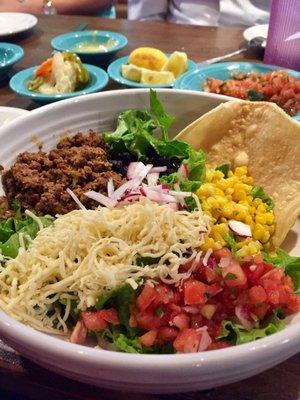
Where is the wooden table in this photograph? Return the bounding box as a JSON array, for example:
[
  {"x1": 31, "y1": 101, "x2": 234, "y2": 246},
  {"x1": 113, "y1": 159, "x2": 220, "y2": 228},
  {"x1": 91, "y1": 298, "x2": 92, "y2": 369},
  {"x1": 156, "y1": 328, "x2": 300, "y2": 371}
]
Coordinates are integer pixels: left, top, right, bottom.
[{"x1": 0, "y1": 14, "x2": 299, "y2": 400}]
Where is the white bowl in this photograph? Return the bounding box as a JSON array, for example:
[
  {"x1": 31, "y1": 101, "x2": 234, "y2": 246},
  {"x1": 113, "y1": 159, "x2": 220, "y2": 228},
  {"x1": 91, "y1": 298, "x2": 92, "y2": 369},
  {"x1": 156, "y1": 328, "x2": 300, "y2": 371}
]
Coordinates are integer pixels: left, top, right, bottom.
[{"x1": 0, "y1": 89, "x2": 299, "y2": 394}]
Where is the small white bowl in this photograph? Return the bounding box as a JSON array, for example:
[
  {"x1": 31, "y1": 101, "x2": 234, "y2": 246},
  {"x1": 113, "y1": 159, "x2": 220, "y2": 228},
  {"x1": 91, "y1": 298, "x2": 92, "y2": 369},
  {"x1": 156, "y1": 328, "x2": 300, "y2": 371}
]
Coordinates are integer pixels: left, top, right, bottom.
[{"x1": 0, "y1": 89, "x2": 299, "y2": 394}]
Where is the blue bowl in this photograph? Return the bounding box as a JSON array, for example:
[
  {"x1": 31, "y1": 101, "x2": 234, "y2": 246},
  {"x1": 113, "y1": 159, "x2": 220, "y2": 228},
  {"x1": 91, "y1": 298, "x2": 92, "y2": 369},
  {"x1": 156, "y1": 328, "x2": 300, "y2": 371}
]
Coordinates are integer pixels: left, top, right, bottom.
[
  {"x1": 0, "y1": 43, "x2": 24, "y2": 82},
  {"x1": 51, "y1": 30, "x2": 128, "y2": 67},
  {"x1": 174, "y1": 62, "x2": 300, "y2": 120},
  {"x1": 108, "y1": 55, "x2": 197, "y2": 88},
  {"x1": 9, "y1": 64, "x2": 109, "y2": 104}
]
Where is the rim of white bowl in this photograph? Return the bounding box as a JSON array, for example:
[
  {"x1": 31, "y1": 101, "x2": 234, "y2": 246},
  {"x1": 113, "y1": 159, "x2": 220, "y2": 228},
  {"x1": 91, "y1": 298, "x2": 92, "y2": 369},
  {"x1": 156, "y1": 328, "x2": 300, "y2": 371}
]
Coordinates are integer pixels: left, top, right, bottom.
[{"x1": 0, "y1": 88, "x2": 298, "y2": 369}]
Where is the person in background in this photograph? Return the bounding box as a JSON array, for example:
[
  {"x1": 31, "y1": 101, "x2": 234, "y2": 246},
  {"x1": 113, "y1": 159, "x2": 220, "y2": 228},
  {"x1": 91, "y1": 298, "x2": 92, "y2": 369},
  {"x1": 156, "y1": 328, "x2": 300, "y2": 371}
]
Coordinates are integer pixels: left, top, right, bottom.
[
  {"x1": 0, "y1": 0, "x2": 115, "y2": 16},
  {"x1": 128, "y1": 0, "x2": 271, "y2": 27}
]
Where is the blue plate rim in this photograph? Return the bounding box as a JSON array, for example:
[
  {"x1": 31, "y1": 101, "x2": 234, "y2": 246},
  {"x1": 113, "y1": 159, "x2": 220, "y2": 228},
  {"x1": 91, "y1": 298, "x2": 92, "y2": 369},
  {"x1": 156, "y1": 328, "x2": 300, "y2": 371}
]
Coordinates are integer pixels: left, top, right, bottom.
[
  {"x1": 51, "y1": 30, "x2": 128, "y2": 56},
  {"x1": 9, "y1": 64, "x2": 109, "y2": 101},
  {"x1": 174, "y1": 61, "x2": 300, "y2": 90},
  {"x1": 0, "y1": 43, "x2": 24, "y2": 68},
  {"x1": 107, "y1": 55, "x2": 197, "y2": 88}
]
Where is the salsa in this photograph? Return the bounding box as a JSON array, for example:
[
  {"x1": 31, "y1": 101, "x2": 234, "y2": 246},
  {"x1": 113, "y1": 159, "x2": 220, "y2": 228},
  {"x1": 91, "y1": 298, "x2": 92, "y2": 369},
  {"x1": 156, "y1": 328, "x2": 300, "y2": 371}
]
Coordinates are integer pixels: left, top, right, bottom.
[
  {"x1": 204, "y1": 70, "x2": 300, "y2": 116},
  {"x1": 76, "y1": 249, "x2": 299, "y2": 353}
]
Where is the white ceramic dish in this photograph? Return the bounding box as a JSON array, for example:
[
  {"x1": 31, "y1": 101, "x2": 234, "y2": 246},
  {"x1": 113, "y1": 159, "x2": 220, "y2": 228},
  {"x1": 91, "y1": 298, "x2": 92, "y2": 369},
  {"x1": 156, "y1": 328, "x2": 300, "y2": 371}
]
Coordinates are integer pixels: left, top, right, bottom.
[
  {"x1": 0, "y1": 89, "x2": 298, "y2": 394},
  {"x1": 0, "y1": 106, "x2": 29, "y2": 127},
  {"x1": 0, "y1": 13, "x2": 37, "y2": 37},
  {"x1": 243, "y1": 24, "x2": 268, "y2": 48}
]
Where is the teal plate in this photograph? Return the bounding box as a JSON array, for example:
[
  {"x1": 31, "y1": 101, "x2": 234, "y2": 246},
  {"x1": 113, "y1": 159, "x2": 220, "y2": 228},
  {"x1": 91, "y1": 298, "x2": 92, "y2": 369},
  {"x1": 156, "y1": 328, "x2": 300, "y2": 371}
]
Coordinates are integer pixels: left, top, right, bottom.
[
  {"x1": 9, "y1": 64, "x2": 109, "y2": 104},
  {"x1": 0, "y1": 43, "x2": 24, "y2": 82},
  {"x1": 108, "y1": 55, "x2": 197, "y2": 88},
  {"x1": 51, "y1": 30, "x2": 128, "y2": 66},
  {"x1": 174, "y1": 62, "x2": 300, "y2": 121}
]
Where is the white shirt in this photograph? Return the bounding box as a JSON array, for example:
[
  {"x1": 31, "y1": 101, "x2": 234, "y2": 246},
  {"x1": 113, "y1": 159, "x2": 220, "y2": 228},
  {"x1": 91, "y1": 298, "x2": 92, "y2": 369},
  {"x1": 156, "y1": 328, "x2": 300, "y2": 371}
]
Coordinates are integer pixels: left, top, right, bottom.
[{"x1": 128, "y1": 0, "x2": 271, "y2": 27}]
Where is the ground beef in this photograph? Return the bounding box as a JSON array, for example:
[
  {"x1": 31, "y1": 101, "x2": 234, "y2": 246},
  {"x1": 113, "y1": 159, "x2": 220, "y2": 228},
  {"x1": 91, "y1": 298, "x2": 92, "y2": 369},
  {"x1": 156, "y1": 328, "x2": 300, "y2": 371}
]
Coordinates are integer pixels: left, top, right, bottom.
[
  {"x1": 1, "y1": 131, "x2": 124, "y2": 216},
  {"x1": 0, "y1": 196, "x2": 15, "y2": 220}
]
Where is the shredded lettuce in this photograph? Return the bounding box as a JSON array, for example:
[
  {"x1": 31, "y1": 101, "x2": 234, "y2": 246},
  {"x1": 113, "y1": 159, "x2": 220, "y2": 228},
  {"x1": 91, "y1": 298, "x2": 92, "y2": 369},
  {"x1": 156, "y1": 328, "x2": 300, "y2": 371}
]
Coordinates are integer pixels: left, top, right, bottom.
[
  {"x1": 223, "y1": 232, "x2": 238, "y2": 254},
  {"x1": 149, "y1": 88, "x2": 174, "y2": 139},
  {"x1": 218, "y1": 311, "x2": 285, "y2": 345},
  {"x1": 0, "y1": 209, "x2": 53, "y2": 259},
  {"x1": 111, "y1": 332, "x2": 145, "y2": 353},
  {"x1": 250, "y1": 186, "x2": 274, "y2": 210},
  {"x1": 215, "y1": 164, "x2": 230, "y2": 178},
  {"x1": 96, "y1": 284, "x2": 139, "y2": 337},
  {"x1": 263, "y1": 248, "x2": 300, "y2": 293},
  {"x1": 103, "y1": 89, "x2": 206, "y2": 189}
]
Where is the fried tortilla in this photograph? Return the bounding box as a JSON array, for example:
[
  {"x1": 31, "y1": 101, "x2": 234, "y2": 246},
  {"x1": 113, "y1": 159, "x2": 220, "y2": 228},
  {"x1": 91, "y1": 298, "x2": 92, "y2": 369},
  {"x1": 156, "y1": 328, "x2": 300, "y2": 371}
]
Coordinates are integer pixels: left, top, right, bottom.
[{"x1": 175, "y1": 100, "x2": 300, "y2": 246}]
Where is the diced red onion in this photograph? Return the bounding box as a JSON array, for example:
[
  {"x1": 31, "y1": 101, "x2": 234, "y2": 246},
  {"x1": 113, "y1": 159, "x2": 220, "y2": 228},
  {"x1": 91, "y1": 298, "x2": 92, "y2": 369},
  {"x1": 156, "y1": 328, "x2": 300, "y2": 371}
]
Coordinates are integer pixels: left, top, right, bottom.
[
  {"x1": 111, "y1": 179, "x2": 139, "y2": 200},
  {"x1": 147, "y1": 172, "x2": 159, "y2": 186},
  {"x1": 197, "y1": 327, "x2": 212, "y2": 352},
  {"x1": 235, "y1": 305, "x2": 254, "y2": 330},
  {"x1": 145, "y1": 184, "x2": 169, "y2": 193},
  {"x1": 228, "y1": 220, "x2": 252, "y2": 238},
  {"x1": 107, "y1": 177, "x2": 114, "y2": 198},
  {"x1": 66, "y1": 188, "x2": 86, "y2": 210},
  {"x1": 84, "y1": 190, "x2": 117, "y2": 208},
  {"x1": 182, "y1": 306, "x2": 199, "y2": 315},
  {"x1": 143, "y1": 187, "x2": 177, "y2": 204},
  {"x1": 149, "y1": 166, "x2": 167, "y2": 173},
  {"x1": 127, "y1": 162, "x2": 145, "y2": 180}
]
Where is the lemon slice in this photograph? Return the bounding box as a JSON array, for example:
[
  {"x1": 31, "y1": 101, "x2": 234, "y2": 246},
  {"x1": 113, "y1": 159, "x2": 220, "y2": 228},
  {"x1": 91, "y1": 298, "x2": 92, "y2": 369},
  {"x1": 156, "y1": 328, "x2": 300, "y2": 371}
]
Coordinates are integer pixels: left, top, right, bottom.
[
  {"x1": 140, "y1": 69, "x2": 175, "y2": 85},
  {"x1": 129, "y1": 47, "x2": 168, "y2": 72},
  {"x1": 163, "y1": 51, "x2": 188, "y2": 78},
  {"x1": 121, "y1": 64, "x2": 143, "y2": 82}
]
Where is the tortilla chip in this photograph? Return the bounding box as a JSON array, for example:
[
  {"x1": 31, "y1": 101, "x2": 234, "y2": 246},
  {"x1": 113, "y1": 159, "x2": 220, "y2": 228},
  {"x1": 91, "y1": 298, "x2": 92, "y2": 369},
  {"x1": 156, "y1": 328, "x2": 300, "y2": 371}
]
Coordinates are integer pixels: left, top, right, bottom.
[{"x1": 175, "y1": 100, "x2": 300, "y2": 246}]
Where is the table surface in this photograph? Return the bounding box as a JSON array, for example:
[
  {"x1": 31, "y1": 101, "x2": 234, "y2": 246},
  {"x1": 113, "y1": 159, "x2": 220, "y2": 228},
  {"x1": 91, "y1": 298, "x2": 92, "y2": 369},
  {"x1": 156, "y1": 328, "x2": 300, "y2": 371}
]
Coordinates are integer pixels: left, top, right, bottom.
[{"x1": 0, "y1": 14, "x2": 299, "y2": 400}]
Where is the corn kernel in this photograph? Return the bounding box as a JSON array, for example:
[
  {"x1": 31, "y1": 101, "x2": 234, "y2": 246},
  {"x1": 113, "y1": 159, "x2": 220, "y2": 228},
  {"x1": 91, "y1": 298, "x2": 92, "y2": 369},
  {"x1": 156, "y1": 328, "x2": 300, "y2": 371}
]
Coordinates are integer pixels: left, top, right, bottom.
[{"x1": 197, "y1": 167, "x2": 275, "y2": 255}]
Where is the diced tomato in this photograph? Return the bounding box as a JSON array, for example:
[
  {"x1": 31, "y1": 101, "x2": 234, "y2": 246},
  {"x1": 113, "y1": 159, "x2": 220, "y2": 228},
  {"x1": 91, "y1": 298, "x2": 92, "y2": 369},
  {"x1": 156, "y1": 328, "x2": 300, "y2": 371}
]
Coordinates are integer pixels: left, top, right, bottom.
[
  {"x1": 157, "y1": 327, "x2": 178, "y2": 343},
  {"x1": 251, "y1": 303, "x2": 269, "y2": 320},
  {"x1": 244, "y1": 262, "x2": 273, "y2": 284},
  {"x1": 184, "y1": 280, "x2": 207, "y2": 305},
  {"x1": 205, "y1": 282, "x2": 223, "y2": 297},
  {"x1": 173, "y1": 328, "x2": 202, "y2": 353},
  {"x1": 221, "y1": 258, "x2": 247, "y2": 288},
  {"x1": 212, "y1": 248, "x2": 232, "y2": 262},
  {"x1": 70, "y1": 320, "x2": 87, "y2": 344},
  {"x1": 190, "y1": 313, "x2": 204, "y2": 329},
  {"x1": 138, "y1": 330, "x2": 157, "y2": 347},
  {"x1": 82, "y1": 311, "x2": 107, "y2": 330},
  {"x1": 205, "y1": 265, "x2": 219, "y2": 283},
  {"x1": 248, "y1": 285, "x2": 267, "y2": 305},
  {"x1": 136, "y1": 285, "x2": 157, "y2": 311},
  {"x1": 98, "y1": 308, "x2": 119, "y2": 325},
  {"x1": 172, "y1": 313, "x2": 190, "y2": 330},
  {"x1": 154, "y1": 284, "x2": 172, "y2": 305},
  {"x1": 207, "y1": 341, "x2": 231, "y2": 351},
  {"x1": 135, "y1": 310, "x2": 167, "y2": 330}
]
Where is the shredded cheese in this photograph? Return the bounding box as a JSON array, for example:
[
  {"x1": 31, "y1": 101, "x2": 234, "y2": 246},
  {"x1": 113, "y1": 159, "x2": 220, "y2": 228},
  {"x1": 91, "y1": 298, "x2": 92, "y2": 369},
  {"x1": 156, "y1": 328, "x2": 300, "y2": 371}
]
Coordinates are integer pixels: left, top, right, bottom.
[{"x1": 0, "y1": 198, "x2": 210, "y2": 334}]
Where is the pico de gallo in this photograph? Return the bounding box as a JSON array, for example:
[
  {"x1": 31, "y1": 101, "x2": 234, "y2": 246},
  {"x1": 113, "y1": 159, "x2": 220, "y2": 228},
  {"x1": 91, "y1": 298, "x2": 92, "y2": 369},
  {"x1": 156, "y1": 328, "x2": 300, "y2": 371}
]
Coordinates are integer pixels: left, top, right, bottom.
[
  {"x1": 204, "y1": 70, "x2": 300, "y2": 117},
  {"x1": 71, "y1": 248, "x2": 299, "y2": 353}
]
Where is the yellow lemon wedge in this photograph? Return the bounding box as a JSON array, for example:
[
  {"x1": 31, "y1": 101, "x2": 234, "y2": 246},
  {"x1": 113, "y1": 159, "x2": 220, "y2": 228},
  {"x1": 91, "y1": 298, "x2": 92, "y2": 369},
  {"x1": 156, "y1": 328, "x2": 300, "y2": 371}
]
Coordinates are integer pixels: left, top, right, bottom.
[
  {"x1": 162, "y1": 51, "x2": 188, "y2": 78},
  {"x1": 129, "y1": 47, "x2": 168, "y2": 72},
  {"x1": 140, "y1": 69, "x2": 175, "y2": 85},
  {"x1": 121, "y1": 64, "x2": 143, "y2": 82}
]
